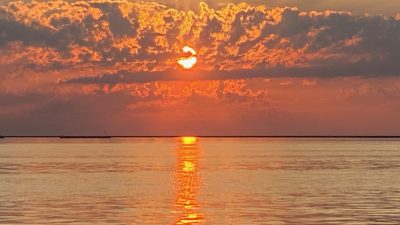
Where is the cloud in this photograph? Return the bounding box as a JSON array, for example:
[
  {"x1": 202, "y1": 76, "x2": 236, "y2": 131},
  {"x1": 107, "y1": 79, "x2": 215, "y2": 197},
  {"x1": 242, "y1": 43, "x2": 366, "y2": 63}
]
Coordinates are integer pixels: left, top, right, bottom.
[
  {"x1": 1, "y1": 1, "x2": 400, "y2": 83},
  {"x1": 65, "y1": 60, "x2": 400, "y2": 84},
  {"x1": 2, "y1": 1, "x2": 400, "y2": 135}
]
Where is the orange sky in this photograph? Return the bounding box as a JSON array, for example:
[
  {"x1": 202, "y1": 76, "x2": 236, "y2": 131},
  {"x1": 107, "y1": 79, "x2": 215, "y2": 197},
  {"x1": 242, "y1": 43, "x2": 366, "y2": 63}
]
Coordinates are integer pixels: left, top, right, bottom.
[{"x1": 0, "y1": 1, "x2": 400, "y2": 135}]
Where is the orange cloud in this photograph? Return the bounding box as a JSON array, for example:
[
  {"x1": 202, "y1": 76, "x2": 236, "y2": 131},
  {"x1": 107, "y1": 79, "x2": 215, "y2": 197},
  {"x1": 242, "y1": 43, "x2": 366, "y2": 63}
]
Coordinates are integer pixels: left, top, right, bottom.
[
  {"x1": 1, "y1": 1, "x2": 400, "y2": 79},
  {"x1": 1, "y1": 1, "x2": 400, "y2": 135}
]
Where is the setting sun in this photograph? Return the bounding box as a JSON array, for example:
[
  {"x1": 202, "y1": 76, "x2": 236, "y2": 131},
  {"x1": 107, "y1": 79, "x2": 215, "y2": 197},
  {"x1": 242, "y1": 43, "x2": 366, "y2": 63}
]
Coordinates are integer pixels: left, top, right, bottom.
[
  {"x1": 181, "y1": 136, "x2": 197, "y2": 145},
  {"x1": 177, "y1": 46, "x2": 197, "y2": 69}
]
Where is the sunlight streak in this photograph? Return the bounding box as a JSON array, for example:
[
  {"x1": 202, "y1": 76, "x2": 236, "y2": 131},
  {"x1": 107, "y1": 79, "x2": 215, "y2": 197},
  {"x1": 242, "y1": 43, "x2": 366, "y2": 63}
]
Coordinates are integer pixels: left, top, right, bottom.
[{"x1": 173, "y1": 137, "x2": 204, "y2": 224}]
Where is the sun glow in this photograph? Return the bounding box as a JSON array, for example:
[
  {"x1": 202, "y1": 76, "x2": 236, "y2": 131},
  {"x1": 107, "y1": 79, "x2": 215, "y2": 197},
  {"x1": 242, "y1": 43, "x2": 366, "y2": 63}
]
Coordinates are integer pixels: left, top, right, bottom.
[
  {"x1": 181, "y1": 136, "x2": 197, "y2": 145},
  {"x1": 177, "y1": 46, "x2": 197, "y2": 69}
]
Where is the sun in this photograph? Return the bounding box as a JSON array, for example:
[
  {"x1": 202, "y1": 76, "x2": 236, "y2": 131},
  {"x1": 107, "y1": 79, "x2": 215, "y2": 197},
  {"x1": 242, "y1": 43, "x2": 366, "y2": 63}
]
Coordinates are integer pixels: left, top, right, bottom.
[
  {"x1": 177, "y1": 46, "x2": 197, "y2": 69},
  {"x1": 181, "y1": 136, "x2": 197, "y2": 145}
]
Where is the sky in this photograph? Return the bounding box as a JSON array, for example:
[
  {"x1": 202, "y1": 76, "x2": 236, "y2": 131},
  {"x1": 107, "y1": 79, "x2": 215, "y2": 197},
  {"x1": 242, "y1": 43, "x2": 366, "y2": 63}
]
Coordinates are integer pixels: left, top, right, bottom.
[{"x1": 0, "y1": 0, "x2": 400, "y2": 136}]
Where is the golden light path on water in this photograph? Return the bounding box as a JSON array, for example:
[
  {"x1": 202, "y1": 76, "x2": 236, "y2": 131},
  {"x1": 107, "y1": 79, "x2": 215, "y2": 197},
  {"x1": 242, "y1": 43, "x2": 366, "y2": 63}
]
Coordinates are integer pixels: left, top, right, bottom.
[{"x1": 173, "y1": 136, "x2": 204, "y2": 224}]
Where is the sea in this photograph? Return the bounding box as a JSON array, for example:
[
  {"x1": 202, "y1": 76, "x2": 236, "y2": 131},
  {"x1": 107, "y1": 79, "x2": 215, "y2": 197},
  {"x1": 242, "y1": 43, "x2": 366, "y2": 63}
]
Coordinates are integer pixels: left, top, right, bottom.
[{"x1": 1, "y1": 137, "x2": 399, "y2": 224}]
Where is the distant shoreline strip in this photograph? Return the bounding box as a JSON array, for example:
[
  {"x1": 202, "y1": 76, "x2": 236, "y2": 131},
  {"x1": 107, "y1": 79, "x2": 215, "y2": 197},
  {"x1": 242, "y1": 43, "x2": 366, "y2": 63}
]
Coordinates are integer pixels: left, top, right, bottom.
[
  {"x1": 59, "y1": 136, "x2": 112, "y2": 139},
  {"x1": 1, "y1": 136, "x2": 400, "y2": 139}
]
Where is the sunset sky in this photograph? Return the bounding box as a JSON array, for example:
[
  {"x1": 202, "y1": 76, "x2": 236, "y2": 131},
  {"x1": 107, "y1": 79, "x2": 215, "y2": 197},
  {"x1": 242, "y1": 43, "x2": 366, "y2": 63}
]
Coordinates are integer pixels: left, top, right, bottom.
[{"x1": 1, "y1": 0, "x2": 400, "y2": 135}]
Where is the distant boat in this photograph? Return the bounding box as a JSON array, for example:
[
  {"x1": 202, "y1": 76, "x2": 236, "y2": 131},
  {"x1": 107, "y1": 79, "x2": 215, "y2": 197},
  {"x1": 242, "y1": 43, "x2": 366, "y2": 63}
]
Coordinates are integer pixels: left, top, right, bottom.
[{"x1": 59, "y1": 135, "x2": 111, "y2": 139}]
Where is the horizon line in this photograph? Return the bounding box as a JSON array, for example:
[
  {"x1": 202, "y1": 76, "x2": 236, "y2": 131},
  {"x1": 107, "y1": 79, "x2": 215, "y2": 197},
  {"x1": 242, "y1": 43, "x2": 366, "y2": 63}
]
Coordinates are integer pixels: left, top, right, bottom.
[{"x1": 1, "y1": 135, "x2": 400, "y2": 139}]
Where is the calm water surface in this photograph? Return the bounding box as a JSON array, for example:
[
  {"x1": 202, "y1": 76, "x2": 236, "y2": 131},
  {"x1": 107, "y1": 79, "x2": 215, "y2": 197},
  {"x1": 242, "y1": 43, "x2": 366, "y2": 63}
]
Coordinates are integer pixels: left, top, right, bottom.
[{"x1": 1, "y1": 138, "x2": 400, "y2": 224}]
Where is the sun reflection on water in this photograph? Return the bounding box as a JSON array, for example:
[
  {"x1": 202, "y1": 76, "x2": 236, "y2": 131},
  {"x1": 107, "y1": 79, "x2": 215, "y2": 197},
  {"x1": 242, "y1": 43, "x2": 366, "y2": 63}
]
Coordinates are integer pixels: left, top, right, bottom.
[
  {"x1": 173, "y1": 137, "x2": 204, "y2": 225},
  {"x1": 181, "y1": 136, "x2": 197, "y2": 145}
]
